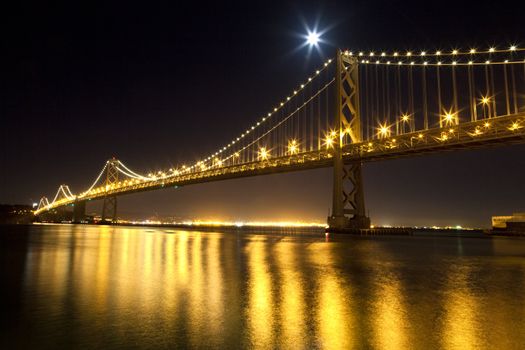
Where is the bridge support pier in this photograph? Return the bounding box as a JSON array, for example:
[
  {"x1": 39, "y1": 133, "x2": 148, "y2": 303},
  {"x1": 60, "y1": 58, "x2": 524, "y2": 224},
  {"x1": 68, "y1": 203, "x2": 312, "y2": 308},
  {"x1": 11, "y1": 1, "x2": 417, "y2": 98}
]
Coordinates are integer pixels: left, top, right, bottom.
[
  {"x1": 72, "y1": 200, "x2": 86, "y2": 224},
  {"x1": 101, "y1": 196, "x2": 117, "y2": 224},
  {"x1": 327, "y1": 49, "x2": 370, "y2": 231},
  {"x1": 327, "y1": 161, "x2": 370, "y2": 230}
]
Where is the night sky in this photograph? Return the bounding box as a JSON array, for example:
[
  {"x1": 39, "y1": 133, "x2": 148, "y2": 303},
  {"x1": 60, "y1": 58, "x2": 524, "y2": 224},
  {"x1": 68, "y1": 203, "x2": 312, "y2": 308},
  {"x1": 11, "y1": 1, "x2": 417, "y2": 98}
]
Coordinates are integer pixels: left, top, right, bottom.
[{"x1": 2, "y1": 0, "x2": 524, "y2": 227}]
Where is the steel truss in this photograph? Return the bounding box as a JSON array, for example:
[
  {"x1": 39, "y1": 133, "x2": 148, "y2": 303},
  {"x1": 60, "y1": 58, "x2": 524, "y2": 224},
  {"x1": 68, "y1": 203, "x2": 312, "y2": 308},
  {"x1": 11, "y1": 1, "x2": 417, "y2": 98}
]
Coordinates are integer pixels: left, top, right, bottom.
[{"x1": 102, "y1": 159, "x2": 119, "y2": 222}]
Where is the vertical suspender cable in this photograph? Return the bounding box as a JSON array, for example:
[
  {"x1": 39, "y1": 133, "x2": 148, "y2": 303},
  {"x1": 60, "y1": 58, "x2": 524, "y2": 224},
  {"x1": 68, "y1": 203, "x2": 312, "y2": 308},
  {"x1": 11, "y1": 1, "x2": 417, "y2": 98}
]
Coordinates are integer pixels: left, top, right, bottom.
[
  {"x1": 282, "y1": 106, "x2": 285, "y2": 157},
  {"x1": 437, "y1": 65, "x2": 442, "y2": 127},
  {"x1": 281, "y1": 96, "x2": 286, "y2": 155},
  {"x1": 253, "y1": 118, "x2": 256, "y2": 162},
  {"x1": 240, "y1": 124, "x2": 244, "y2": 164},
  {"x1": 489, "y1": 65, "x2": 497, "y2": 117},
  {"x1": 394, "y1": 67, "x2": 401, "y2": 135},
  {"x1": 452, "y1": 65, "x2": 458, "y2": 123},
  {"x1": 289, "y1": 95, "x2": 293, "y2": 143},
  {"x1": 367, "y1": 64, "x2": 371, "y2": 139},
  {"x1": 325, "y1": 71, "x2": 329, "y2": 133},
  {"x1": 252, "y1": 119, "x2": 256, "y2": 162},
  {"x1": 296, "y1": 92, "x2": 300, "y2": 153},
  {"x1": 370, "y1": 64, "x2": 374, "y2": 139},
  {"x1": 310, "y1": 79, "x2": 313, "y2": 151},
  {"x1": 317, "y1": 73, "x2": 321, "y2": 151},
  {"x1": 365, "y1": 65, "x2": 370, "y2": 139},
  {"x1": 484, "y1": 65, "x2": 491, "y2": 118},
  {"x1": 386, "y1": 65, "x2": 391, "y2": 125},
  {"x1": 422, "y1": 66, "x2": 428, "y2": 130},
  {"x1": 375, "y1": 64, "x2": 380, "y2": 128},
  {"x1": 408, "y1": 66, "x2": 414, "y2": 132},
  {"x1": 302, "y1": 85, "x2": 306, "y2": 152},
  {"x1": 510, "y1": 65, "x2": 518, "y2": 114},
  {"x1": 382, "y1": 65, "x2": 387, "y2": 124},
  {"x1": 523, "y1": 62, "x2": 525, "y2": 110},
  {"x1": 503, "y1": 64, "x2": 511, "y2": 115},
  {"x1": 472, "y1": 68, "x2": 478, "y2": 120},
  {"x1": 396, "y1": 65, "x2": 402, "y2": 134},
  {"x1": 467, "y1": 65, "x2": 475, "y2": 121}
]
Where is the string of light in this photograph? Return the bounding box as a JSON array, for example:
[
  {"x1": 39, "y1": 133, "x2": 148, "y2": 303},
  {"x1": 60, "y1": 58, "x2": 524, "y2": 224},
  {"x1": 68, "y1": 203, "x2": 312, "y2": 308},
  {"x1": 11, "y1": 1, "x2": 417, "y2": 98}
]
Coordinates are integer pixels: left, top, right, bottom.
[
  {"x1": 78, "y1": 162, "x2": 108, "y2": 198},
  {"x1": 190, "y1": 57, "x2": 334, "y2": 171},
  {"x1": 115, "y1": 161, "x2": 153, "y2": 180},
  {"x1": 356, "y1": 58, "x2": 525, "y2": 67},
  {"x1": 51, "y1": 185, "x2": 75, "y2": 204},
  {"x1": 64, "y1": 186, "x2": 75, "y2": 198},
  {"x1": 221, "y1": 78, "x2": 336, "y2": 163},
  {"x1": 37, "y1": 197, "x2": 50, "y2": 210},
  {"x1": 344, "y1": 45, "x2": 522, "y2": 58},
  {"x1": 115, "y1": 167, "x2": 143, "y2": 180},
  {"x1": 115, "y1": 166, "x2": 154, "y2": 181}
]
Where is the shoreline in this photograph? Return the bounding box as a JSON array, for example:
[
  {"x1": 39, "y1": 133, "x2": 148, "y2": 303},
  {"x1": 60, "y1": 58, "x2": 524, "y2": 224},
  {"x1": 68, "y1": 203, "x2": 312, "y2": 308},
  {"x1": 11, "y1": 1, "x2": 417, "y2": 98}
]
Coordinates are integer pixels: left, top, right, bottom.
[
  {"x1": 3, "y1": 222, "x2": 523, "y2": 237},
  {"x1": 27, "y1": 222, "x2": 491, "y2": 237}
]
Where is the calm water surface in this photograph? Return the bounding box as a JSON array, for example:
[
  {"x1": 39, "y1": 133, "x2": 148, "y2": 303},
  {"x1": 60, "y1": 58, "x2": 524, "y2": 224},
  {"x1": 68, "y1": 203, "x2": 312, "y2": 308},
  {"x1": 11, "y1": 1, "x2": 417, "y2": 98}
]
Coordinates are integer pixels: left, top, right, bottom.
[{"x1": 1, "y1": 224, "x2": 525, "y2": 349}]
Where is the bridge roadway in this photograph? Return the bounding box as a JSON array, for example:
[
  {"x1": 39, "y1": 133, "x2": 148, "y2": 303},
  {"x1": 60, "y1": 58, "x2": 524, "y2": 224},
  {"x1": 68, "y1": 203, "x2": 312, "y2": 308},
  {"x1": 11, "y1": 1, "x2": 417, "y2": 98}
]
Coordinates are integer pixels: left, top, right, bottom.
[{"x1": 38, "y1": 113, "x2": 525, "y2": 213}]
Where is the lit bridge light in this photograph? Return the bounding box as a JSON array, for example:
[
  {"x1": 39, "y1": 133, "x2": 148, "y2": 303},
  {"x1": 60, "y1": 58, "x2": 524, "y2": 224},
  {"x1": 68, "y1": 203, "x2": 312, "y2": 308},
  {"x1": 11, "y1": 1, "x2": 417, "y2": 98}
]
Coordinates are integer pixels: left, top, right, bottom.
[
  {"x1": 377, "y1": 123, "x2": 391, "y2": 139},
  {"x1": 288, "y1": 139, "x2": 299, "y2": 155},
  {"x1": 258, "y1": 147, "x2": 269, "y2": 160}
]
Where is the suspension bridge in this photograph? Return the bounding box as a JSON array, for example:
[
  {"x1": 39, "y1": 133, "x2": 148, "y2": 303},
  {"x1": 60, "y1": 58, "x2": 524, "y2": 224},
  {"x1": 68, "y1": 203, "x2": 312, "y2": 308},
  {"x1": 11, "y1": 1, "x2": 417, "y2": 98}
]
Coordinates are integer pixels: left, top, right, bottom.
[{"x1": 34, "y1": 45, "x2": 525, "y2": 230}]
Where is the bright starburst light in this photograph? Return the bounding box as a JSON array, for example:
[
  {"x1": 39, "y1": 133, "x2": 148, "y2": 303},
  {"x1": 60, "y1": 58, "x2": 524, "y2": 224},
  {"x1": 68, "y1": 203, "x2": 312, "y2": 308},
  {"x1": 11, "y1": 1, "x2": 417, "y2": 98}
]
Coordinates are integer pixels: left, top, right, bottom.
[
  {"x1": 306, "y1": 31, "x2": 320, "y2": 46},
  {"x1": 292, "y1": 19, "x2": 333, "y2": 60}
]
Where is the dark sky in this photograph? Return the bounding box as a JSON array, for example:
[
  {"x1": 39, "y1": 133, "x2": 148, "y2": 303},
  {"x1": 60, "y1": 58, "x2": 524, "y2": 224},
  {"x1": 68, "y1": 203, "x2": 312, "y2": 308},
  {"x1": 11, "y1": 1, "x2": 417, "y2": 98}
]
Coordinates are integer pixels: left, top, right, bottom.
[{"x1": 2, "y1": 0, "x2": 524, "y2": 227}]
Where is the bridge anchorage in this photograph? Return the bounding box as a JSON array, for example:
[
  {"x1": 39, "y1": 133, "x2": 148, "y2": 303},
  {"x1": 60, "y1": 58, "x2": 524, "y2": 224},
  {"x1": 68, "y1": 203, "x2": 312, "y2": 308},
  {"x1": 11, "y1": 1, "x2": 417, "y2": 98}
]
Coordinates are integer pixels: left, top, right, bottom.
[{"x1": 34, "y1": 45, "x2": 525, "y2": 230}]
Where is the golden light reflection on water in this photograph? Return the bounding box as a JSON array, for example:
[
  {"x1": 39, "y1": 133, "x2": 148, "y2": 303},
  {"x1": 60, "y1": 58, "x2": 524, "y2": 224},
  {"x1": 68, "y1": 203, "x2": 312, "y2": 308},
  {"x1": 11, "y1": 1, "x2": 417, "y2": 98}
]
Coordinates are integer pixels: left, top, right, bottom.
[
  {"x1": 188, "y1": 234, "x2": 206, "y2": 346},
  {"x1": 372, "y1": 271, "x2": 408, "y2": 350},
  {"x1": 442, "y1": 265, "x2": 483, "y2": 350},
  {"x1": 205, "y1": 234, "x2": 224, "y2": 341},
  {"x1": 95, "y1": 228, "x2": 111, "y2": 315},
  {"x1": 309, "y1": 243, "x2": 354, "y2": 349},
  {"x1": 17, "y1": 226, "x2": 525, "y2": 349},
  {"x1": 359, "y1": 242, "x2": 409, "y2": 350},
  {"x1": 33, "y1": 231, "x2": 70, "y2": 317},
  {"x1": 188, "y1": 233, "x2": 205, "y2": 347},
  {"x1": 162, "y1": 233, "x2": 177, "y2": 325},
  {"x1": 114, "y1": 228, "x2": 136, "y2": 319},
  {"x1": 274, "y1": 242, "x2": 306, "y2": 348},
  {"x1": 246, "y1": 240, "x2": 275, "y2": 348},
  {"x1": 177, "y1": 231, "x2": 189, "y2": 285}
]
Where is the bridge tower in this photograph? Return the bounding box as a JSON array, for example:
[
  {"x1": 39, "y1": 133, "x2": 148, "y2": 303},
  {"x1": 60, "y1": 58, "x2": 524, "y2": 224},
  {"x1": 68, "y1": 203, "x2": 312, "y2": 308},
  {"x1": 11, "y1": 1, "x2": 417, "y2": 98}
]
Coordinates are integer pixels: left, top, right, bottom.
[
  {"x1": 101, "y1": 158, "x2": 119, "y2": 223},
  {"x1": 327, "y1": 50, "x2": 371, "y2": 231}
]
